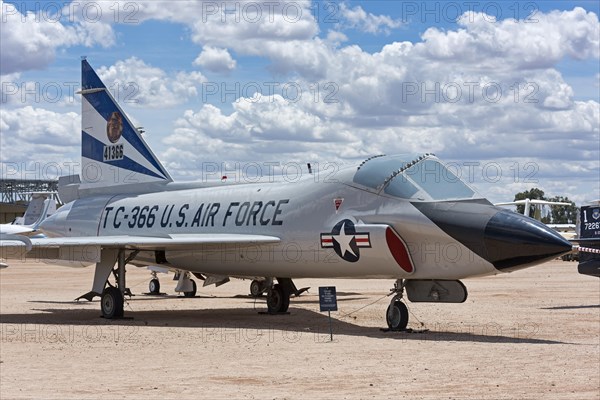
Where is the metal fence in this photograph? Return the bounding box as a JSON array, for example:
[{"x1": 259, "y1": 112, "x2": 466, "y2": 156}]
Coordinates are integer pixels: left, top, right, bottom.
[{"x1": 0, "y1": 179, "x2": 60, "y2": 204}]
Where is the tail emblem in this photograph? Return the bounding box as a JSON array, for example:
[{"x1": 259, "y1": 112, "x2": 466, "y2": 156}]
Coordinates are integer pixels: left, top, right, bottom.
[{"x1": 107, "y1": 112, "x2": 123, "y2": 143}]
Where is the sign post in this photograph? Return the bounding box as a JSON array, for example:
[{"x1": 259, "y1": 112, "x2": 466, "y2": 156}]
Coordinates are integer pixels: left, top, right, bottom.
[{"x1": 318, "y1": 286, "x2": 337, "y2": 342}]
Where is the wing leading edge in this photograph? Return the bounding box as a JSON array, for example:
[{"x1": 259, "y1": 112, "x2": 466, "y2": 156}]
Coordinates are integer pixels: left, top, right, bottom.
[{"x1": 1, "y1": 233, "x2": 280, "y2": 263}]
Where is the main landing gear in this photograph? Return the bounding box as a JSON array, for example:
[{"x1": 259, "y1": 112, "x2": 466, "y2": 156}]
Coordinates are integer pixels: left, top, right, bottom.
[
  {"x1": 386, "y1": 279, "x2": 409, "y2": 331},
  {"x1": 175, "y1": 271, "x2": 197, "y2": 298},
  {"x1": 264, "y1": 278, "x2": 310, "y2": 314},
  {"x1": 184, "y1": 279, "x2": 197, "y2": 298},
  {"x1": 147, "y1": 269, "x2": 199, "y2": 297},
  {"x1": 100, "y1": 249, "x2": 129, "y2": 319},
  {"x1": 101, "y1": 286, "x2": 124, "y2": 319},
  {"x1": 266, "y1": 283, "x2": 290, "y2": 313}
]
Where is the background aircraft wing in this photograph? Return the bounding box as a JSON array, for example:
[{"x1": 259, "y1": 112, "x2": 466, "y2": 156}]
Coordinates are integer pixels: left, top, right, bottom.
[{"x1": 0, "y1": 225, "x2": 35, "y2": 235}]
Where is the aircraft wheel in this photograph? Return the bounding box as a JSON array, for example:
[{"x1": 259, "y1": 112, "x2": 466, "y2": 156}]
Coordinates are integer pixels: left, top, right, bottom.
[
  {"x1": 149, "y1": 278, "x2": 160, "y2": 294},
  {"x1": 250, "y1": 280, "x2": 264, "y2": 297},
  {"x1": 101, "y1": 287, "x2": 124, "y2": 319},
  {"x1": 386, "y1": 300, "x2": 408, "y2": 331},
  {"x1": 266, "y1": 284, "x2": 289, "y2": 313},
  {"x1": 184, "y1": 279, "x2": 197, "y2": 298}
]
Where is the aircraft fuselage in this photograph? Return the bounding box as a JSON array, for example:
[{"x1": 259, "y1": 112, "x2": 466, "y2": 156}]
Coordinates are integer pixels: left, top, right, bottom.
[{"x1": 41, "y1": 169, "x2": 540, "y2": 281}]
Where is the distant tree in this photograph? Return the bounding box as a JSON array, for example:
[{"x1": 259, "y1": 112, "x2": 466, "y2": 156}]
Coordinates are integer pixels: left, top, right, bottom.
[
  {"x1": 514, "y1": 188, "x2": 546, "y2": 215},
  {"x1": 540, "y1": 213, "x2": 552, "y2": 224},
  {"x1": 547, "y1": 196, "x2": 578, "y2": 224}
]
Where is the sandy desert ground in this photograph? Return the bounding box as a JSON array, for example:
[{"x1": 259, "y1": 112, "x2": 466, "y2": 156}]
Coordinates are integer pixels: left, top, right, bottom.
[{"x1": 0, "y1": 259, "x2": 598, "y2": 399}]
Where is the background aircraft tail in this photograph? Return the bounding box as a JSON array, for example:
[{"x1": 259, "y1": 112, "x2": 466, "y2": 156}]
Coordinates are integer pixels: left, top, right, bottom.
[
  {"x1": 79, "y1": 58, "x2": 172, "y2": 191},
  {"x1": 22, "y1": 193, "x2": 57, "y2": 228}
]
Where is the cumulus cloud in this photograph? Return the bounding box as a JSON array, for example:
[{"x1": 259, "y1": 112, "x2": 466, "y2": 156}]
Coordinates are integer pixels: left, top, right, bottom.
[
  {"x1": 67, "y1": 0, "x2": 318, "y2": 54},
  {"x1": 1, "y1": 2, "x2": 597, "y2": 203},
  {"x1": 0, "y1": 0, "x2": 114, "y2": 74},
  {"x1": 417, "y1": 8, "x2": 599, "y2": 70},
  {"x1": 325, "y1": 30, "x2": 349, "y2": 47},
  {"x1": 1, "y1": 72, "x2": 21, "y2": 104},
  {"x1": 157, "y1": 7, "x2": 599, "y2": 201},
  {"x1": 339, "y1": 4, "x2": 402, "y2": 34},
  {"x1": 97, "y1": 57, "x2": 206, "y2": 108},
  {"x1": 187, "y1": 0, "x2": 318, "y2": 53},
  {"x1": 0, "y1": 106, "x2": 80, "y2": 168},
  {"x1": 194, "y1": 47, "x2": 237, "y2": 73}
]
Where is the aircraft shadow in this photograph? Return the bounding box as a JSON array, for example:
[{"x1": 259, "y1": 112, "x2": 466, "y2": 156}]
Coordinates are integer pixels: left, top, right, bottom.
[
  {"x1": 540, "y1": 304, "x2": 600, "y2": 310},
  {"x1": 0, "y1": 306, "x2": 569, "y2": 345},
  {"x1": 26, "y1": 295, "x2": 371, "y2": 309}
]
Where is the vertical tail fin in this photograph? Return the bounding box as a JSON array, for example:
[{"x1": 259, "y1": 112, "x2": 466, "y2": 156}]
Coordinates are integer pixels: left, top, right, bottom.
[
  {"x1": 22, "y1": 193, "x2": 56, "y2": 227},
  {"x1": 30, "y1": 198, "x2": 57, "y2": 230},
  {"x1": 79, "y1": 59, "x2": 172, "y2": 190}
]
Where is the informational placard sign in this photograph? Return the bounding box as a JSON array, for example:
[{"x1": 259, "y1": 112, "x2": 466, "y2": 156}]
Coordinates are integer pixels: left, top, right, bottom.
[
  {"x1": 580, "y1": 206, "x2": 600, "y2": 239},
  {"x1": 319, "y1": 286, "x2": 338, "y2": 312},
  {"x1": 318, "y1": 286, "x2": 337, "y2": 342}
]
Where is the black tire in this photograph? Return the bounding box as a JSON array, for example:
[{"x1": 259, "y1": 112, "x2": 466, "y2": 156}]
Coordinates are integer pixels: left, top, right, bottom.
[
  {"x1": 149, "y1": 278, "x2": 160, "y2": 294},
  {"x1": 386, "y1": 300, "x2": 409, "y2": 331},
  {"x1": 101, "y1": 287, "x2": 124, "y2": 319},
  {"x1": 250, "y1": 280, "x2": 264, "y2": 297},
  {"x1": 184, "y1": 279, "x2": 197, "y2": 298},
  {"x1": 266, "y1": 284, "x2": 289, "y2": 313}
]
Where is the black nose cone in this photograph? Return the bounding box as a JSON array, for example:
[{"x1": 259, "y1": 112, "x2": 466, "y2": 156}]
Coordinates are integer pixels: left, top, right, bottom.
[
  {"x1": 484, "y1": 210, "x2": 573, "y2": 271},
  {"x1": 412, "y1": 200, "x2": 573, "y2": 272}
]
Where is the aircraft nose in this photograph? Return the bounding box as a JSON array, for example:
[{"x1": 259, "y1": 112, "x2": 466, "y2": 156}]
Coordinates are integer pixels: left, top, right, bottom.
[
  {"x1": 412, "y1": 201, "x2": 573, "y2": 272},
  {"x1": 483, "y1": 210, "x2": 573, "y2": 271}
]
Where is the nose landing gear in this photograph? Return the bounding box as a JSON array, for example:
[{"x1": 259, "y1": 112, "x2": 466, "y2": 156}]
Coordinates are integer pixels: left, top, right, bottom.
[{"x1": 386, "y1": 280, "x2": 409, "y2": 331}]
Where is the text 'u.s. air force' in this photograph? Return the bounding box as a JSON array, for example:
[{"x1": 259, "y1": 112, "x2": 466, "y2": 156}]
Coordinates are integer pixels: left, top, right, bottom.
[{"x1": 102, "y1": 200, "x2": 290, "y2": 230}]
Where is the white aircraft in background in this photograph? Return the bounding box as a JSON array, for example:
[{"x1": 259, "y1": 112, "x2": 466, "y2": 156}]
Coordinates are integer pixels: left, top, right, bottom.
[
  {"x1": 495, "y1": 198, "x2": 576, "y2": 238},
  {"x1": 0, "y1": 193, "x2": 57, "y2": 268},
  {"x1": 494, "y1": 198, "x2": 573, "y2": 220},
  {"x1": 0, "y1": 60, "x2": 574, "y2": 329},
  {"x1": 0, "y1": 192, "x2": 57, "y2": 235}
]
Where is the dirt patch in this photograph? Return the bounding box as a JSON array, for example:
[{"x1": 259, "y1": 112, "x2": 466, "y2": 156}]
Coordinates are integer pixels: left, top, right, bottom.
[{"x1": 1, "y1": 260, "x2": 598, "y2": 399}]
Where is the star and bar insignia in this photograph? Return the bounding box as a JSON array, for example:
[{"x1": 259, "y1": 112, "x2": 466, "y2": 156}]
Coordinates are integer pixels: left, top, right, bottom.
[{"x1": 321, "y1": 219, "x2": 371, "y2": 262}]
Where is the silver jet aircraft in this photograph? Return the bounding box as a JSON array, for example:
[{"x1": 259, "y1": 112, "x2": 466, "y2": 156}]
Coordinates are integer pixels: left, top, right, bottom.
[{"x1": 0, "y1": 60, "x2": 573, "y2": 330}]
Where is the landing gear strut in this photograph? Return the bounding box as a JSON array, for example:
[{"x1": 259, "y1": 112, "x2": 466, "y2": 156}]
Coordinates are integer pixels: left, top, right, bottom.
[{"x1": 386, "y1": 279, "x2": 409, "y2": 331}]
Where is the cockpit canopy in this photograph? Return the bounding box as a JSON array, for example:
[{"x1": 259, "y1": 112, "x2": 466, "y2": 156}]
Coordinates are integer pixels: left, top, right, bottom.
[{"x1": 352, "y1": 154, "x2": 479, "y2": 201}]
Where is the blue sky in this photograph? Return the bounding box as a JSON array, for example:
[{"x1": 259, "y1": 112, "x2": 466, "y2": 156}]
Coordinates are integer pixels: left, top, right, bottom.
[{"x1": 1, "y1": 1, "x2": 599, "y2": 205}]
